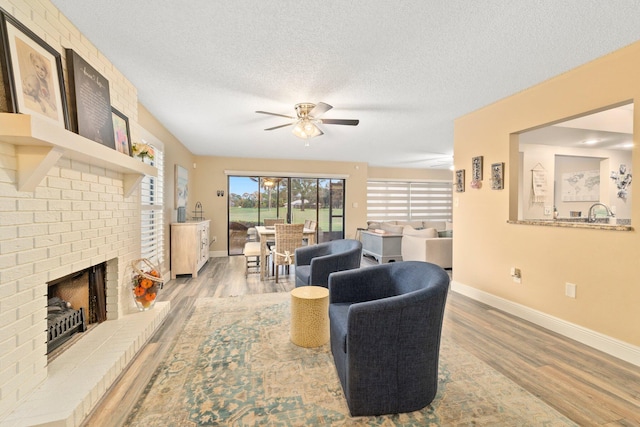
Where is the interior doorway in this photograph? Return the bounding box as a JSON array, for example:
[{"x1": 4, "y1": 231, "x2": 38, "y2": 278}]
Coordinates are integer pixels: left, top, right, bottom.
[{"x1": 227, "y1": 176, "x2": 345, "y2": 255}]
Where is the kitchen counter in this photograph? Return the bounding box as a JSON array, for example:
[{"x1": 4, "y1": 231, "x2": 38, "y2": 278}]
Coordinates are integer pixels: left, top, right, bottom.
[{"x1": 507, "y1": 219, "x2": 632, "y2": 231}]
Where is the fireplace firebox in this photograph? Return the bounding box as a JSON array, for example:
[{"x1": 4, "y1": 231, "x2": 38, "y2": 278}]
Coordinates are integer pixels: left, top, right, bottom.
[{"x1": 46, "y1": 262, "x2": 107, "y2": 353}]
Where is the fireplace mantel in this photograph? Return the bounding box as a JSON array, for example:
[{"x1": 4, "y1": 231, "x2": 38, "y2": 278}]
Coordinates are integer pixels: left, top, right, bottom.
[{"x1": 0, "y1": 113, "x2": 156, "y2": 197}]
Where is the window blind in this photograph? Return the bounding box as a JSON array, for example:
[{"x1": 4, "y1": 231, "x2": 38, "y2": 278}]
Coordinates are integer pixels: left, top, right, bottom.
[
  {"x1": 367, "y1": 180, "x2": 452, "y2": 222},
  {"x1": 140, "y1": 145, "x2": 164, "y2": 267}
]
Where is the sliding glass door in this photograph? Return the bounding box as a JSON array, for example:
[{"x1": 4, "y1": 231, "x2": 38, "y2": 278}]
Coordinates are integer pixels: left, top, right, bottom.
[
  {"x1": 227, "y1": 176, "x2": 345, "y2": 254},
  {"x1": 318, "y1": 179, "x2": 344, "y2": 243}
]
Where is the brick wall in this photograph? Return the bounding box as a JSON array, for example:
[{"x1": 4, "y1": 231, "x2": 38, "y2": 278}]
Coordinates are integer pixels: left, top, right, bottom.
[{"x1": 0, "y1": 0, "x2": 141, "y2": 418}]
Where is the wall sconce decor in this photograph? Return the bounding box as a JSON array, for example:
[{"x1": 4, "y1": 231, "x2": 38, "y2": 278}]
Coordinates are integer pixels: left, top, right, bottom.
[
  {"x1": 471, "y1": 156, "x2": 483, "y2": 189},
  {"x1": 491, "y1": 162, "x2": 504, "y2": 190},
  {"x1": 455, "y1": 169, "x2": 465, "y2": 192}
]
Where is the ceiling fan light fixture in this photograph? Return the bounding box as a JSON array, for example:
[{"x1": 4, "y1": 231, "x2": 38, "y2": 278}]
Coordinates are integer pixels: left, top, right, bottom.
[{"x1": 292, "y1": 119, "x2": 322, "y2": 139}]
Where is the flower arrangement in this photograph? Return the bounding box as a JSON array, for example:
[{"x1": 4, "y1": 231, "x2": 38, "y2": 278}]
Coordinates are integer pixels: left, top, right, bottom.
[
  {"x1": 132, "y1": 142, "x2": 155, "y2": 162},
  {"x1": 130, "y1": 258, "x2": 163, "y2": 310}
]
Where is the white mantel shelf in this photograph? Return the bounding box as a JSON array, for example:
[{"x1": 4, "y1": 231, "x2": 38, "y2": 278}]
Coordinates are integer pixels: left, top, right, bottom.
[{"x1": 0, "y1": 113, "x2": 156, "y2": 197}]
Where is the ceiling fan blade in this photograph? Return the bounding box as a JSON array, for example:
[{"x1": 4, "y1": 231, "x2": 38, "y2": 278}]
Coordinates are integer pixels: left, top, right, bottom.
[
  {"x1": 309, "y1": 102, "x2": 333, "y2": 117},
  {"x1": 256, "y1": 110, "x2": 295, "y2": 119},
  {"x1": 264, "y1": 122, "x2": 295, "y2": 131},
  {"x1": 320, "y1": 118, "x2": 359, "y2": 126}
]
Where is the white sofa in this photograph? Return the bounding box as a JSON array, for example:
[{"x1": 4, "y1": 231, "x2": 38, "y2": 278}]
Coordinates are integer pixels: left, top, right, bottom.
[
  {"x1": 401, "y1": 226, "x2": 452, "y2": 269},
  {"x1": 365, "y1": 221, "x2": 453, "y2": 269}
]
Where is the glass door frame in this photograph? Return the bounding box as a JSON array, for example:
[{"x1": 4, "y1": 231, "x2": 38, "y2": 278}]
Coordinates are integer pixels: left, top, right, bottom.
[{"x1": 227, "y1": 175, "x2": 346, "y2": 255}]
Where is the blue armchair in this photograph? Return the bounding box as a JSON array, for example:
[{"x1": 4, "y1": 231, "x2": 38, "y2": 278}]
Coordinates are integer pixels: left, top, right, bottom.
[
  {"x1": 328, "y1": 261, "x2": 450, "y2": 416},
  {"x1": 294, "y1": 239, "x2": 362, "y2": 288}
]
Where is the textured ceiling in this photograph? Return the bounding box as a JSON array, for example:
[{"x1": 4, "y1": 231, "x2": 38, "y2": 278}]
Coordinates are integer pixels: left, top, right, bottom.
[{"x1": 50, "y1": 1, "x2": 640, "y2": 169}]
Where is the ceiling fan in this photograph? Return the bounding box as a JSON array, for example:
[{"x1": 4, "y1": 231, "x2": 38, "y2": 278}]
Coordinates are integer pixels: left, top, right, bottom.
[{"x1": 256, "y1": 102, "x2": 359, "y2": 140}]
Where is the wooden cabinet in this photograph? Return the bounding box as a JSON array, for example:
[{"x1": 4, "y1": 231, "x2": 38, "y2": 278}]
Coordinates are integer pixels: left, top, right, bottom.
[{"x1": 170, "y1": 220, "x2": 210, "y2": 279}]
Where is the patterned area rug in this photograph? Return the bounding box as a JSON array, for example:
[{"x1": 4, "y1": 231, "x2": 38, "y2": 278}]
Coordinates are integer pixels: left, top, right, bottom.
[{"x1": 125, "y1": 292, "x2": 576, "y2": 426}]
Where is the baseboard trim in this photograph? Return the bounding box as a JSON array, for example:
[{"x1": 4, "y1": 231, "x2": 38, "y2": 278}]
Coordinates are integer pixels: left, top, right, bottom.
[
  {"x1": 210, "y1": 250, "x2": 227, "y2": 258},
  {"x1": 451, "y1": 280, "x2": 640, "y2": 367}
]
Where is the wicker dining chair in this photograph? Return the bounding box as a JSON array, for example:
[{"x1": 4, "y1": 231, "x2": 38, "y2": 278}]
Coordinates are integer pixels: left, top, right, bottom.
[
  {"x1": 264, "y1": 218, "x2": 285, "y2": 226},
  {"x1": 263, "y1": 218, "x2": 285, "y2": 253},
  {"x1": 271, "y1": 223, "x2": 305, "y2": 283}
]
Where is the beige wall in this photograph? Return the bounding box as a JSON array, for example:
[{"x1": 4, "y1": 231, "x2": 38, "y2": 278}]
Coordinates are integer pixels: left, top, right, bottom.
[{"x1": 453, "y1": 42, "x2": 640, "y2": 346}]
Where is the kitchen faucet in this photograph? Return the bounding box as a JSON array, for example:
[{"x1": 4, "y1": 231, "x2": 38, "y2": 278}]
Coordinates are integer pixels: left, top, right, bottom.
[{"x1": 587, "y1": 203, "x2": 614, "y2": 223}]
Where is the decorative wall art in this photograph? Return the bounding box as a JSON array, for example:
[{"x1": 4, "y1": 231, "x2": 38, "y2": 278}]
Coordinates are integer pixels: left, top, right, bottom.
[
  {"x1": 455, "y1": 169, "x2": 465, "y2": 193},
  {"x1": 531, "y1": 163, "x2": 547, "y2": 203},
  {"x1": 561, "y1": 169, "x2": 599, "y2": 202},
  {"x1": 610, "y1": 164, "x2": 632, "y2": 200},
  {"x1": 111, "y1": 107, "x2": 132, "y2": 156},
  {"x1": 471, "y1": 156, "x2": 483, "y2": 189},
  {"x1": 65, "y1": 49, "x2": 115, "y2": 148},
  {"x1": 0, "y1": 11, "x2": 69, "y2": 128},
  {"x1": 491, "y1": 162, "x2": 504, "y2": 190},
  {"x1": 175, "y1": 164, "x2": 188, "y2": 209}
]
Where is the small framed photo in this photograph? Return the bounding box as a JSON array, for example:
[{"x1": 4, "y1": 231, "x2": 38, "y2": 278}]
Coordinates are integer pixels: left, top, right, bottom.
[
  {"x1": 472, "y1": 156, "x2": 483, "y2": 181},
  {"x1": 491, "y1": 162, "x2": 504, "y2": 190},
  {"x1": 111, "y1": 107, "x2": 132, "y2": 156},
  {"x1": 0, "y1": 13, "x2": 69, "y2": 128},
  {"x1": 455, "y1": 169, "x2": 465, "y2": 193}
]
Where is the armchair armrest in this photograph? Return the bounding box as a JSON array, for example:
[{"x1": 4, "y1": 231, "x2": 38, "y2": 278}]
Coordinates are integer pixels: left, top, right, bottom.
[
  {"x1": 295, "y1": 244, "x2": 329, "y2": 266},
  {"x1": 308, "y1": 253, "x2": 344, "y2": 286},
  {"x1": 329, "y1": 265, "x2": 398, "y2": 304}
]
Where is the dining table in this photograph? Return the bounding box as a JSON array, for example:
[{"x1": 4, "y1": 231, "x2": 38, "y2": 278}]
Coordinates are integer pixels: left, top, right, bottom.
[{"x1": 254, "y1": 225, "x2": 316, "y2": 280}]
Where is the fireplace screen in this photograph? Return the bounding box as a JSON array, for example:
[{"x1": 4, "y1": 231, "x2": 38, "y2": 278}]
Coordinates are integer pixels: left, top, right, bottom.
[{"x1": 47, "y1": 263, "x2": 107, "y2": 353}]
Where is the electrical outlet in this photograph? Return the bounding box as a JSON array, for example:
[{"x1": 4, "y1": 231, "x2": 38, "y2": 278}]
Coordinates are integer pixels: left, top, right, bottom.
[
  {"x1": 212, "y1": 236, "x2": 217, "y2": 243},
  {"x1": 565, "y1": 282, "x2": 577, "y2": 298},
  {"x1": 544, "y1": 206, "x2": 552, "y2": 215}
]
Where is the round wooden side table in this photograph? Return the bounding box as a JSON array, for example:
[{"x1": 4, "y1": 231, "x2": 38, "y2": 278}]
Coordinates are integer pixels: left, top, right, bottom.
[{"x1": 290, "y1": 285, "x2": 329, "y2": 348}]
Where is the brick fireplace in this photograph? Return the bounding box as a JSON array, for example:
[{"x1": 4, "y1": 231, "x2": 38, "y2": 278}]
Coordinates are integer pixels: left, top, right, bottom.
[
  {"x1": 0, "y1": 2, "x2": 171, "y2": 424},
  {"x1": 0, "y1": 151, "x2": 169, "y2": 426}
]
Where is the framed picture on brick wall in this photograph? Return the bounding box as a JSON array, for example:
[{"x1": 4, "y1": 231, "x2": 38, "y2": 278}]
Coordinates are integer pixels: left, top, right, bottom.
[
  {"x1": 0, "y1": 10, "x2": 69, "y2": 128},
  {"x1": 111, "y1": 107, "x2": 132, "y2": 156},
  {"x1": 66, "y1": 49, "x2": 115, "y2": 148}
]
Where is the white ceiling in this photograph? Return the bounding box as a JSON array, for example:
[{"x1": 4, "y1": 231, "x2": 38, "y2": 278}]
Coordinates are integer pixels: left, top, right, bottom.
[
  {"x1": 520, "y1": 104, "x2": 634, "y2": 150},
  {"x1": 50, "y1": 1, "x2": 640, "y2": 169}
]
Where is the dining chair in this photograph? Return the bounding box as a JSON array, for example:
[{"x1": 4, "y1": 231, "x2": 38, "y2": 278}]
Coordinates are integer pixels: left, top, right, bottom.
[
  {"x1": 263, "y1": 218, "x2": 285, "y2": 254},
  {"x1": 271, "y1": 223, "x2": 304, "y2": 283},
  {"x1": 302, "y1": 220, "x2": 317, "y2": 245}
]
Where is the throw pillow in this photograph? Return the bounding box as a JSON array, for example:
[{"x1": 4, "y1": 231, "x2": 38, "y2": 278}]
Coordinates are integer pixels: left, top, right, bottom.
[
  {"x1": 367, "y1": 221, "x2": 382, "y2": 230},
  {"x1": 403, "y1": 225, "x2": 438, "y2": 238},
  {"x1": 380, "y1": 222, "x2": 404, "y2": 234}
]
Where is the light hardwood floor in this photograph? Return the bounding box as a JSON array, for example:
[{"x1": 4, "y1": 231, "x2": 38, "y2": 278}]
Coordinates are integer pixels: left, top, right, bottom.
[{"x1": 81, "y1": 256, "x2": 640, "y2": 426}]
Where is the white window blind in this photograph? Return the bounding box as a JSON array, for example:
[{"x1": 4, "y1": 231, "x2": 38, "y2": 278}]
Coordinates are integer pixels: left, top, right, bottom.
[
  {"x1": 367, "y1": 180, "x2": 452, "y2": 222},
  {"x1": 140, "y1": 144, "x2": 164, "y2": 267}
]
